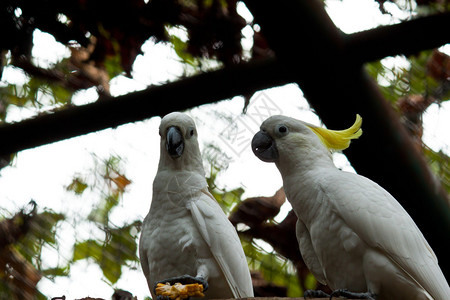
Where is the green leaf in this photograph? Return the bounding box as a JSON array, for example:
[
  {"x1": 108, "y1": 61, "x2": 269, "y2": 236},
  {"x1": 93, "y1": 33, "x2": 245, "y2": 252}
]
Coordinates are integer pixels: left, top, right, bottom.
[
  {"x1": 424, "y1": 147, "x2": 450, "y2": 193},
  {"x1": 73, "y1": 240, "x2": 103, "y2": 262},
  {"x1": 101, "y1": 244, "x2": 123, "y2": 284},
  {"x1": 210, "y1": 186, "x2": 244, "y2": 214},
  {"x1": 87, "y1": 193, "x2": 120, "y2": 225},
  {"x1": 102, "y1": 223, "x2": 141, "y2": 283},
  {"x1": 20, "y1": 211, "x2": 65, "y2": 250},
  {"x1": 109, "y1": 223, "x2": 140, "y2": 263},
  {"x1": 304, "y1": 273, "x2": 318, "y2": 290},
  {"x1": 42, "y1": 266, "x2": 70, "y2": 278},
  {"x1": 103, "y1": 263, "x2": 122, "y2": 284},
  {"x1": 66, "y1": 177, "x2": 88, "y2": 195},
  {"x1": 31, "y1": 212, "x2": 65, "y2": 245},
  {"x1": 12, "y1": 209, "x2": 65, "y2": 276},
  {"x1": 170, "y1": 35, "x2": 198, "y2": 67},
  {"x1": 50, "y1": 84, "x2": 72, "y2": 104},
  {"x1": 104, "y1": 53, "x2": 123, "y2": 79},
  {"x1": 72, "y1": 222, "x2": 141, "y2": 285}
]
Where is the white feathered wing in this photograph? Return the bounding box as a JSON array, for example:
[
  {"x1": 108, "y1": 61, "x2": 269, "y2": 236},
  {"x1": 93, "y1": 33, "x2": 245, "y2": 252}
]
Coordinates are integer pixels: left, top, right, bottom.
[
  {"x1": 188, "y1": 187, "x2": 254, "y2": 298},
  {"x1": 322, "y1": 170, "x2": 450, "y2": 299}
]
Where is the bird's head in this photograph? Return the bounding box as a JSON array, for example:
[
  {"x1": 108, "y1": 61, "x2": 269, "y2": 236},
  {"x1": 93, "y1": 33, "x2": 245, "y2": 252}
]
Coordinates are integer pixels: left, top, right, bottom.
[
  {"x1": 251, "y1": 114, "x2": 362, "y2": 168},
  {"x1": 158, "y1": 112, "x2": 204, "y2": 174}
]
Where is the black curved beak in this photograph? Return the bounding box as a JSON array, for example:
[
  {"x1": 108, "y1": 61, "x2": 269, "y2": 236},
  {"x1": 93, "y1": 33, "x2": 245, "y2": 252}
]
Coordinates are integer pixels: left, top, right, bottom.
[
  {"x1": 251, "y1": 131, "x2": 278, "y2": 162},
  {"x1": 166, "y1": 126, "x2": 184, "y2": 158}
]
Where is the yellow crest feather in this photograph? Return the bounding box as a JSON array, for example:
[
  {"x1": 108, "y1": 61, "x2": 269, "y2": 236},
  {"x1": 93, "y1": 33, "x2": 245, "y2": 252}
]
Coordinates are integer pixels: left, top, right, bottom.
[{"x1": 307, "y1": 114, "x2": 363, "y2": 151}]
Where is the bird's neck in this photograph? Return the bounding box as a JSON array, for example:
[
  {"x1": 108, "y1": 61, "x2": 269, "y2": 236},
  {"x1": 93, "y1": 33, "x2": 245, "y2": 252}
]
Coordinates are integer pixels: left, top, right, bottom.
[
  {"x1": 151, "y1": 168, "x2": 208, "y2": 210},
  {"x1": 158, "y1": 154, "x2": 206, "y2": 176},
  {"x1": 275, "y1": 150, "x2": 336, "y2": 222},
  {"x1": 275, "y1": 148, "x2": 335, "y2": 179}
]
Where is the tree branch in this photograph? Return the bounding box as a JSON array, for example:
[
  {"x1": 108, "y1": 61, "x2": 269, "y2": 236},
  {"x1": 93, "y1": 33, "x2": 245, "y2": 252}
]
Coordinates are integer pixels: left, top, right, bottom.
[
  {"x1": 0, "y1": 58, "x2": 292, "y2": 156},
  {"x1": 346, "y1": 12, "x2": 450, "y2": 63},
  {"x1": 1, "y1": 12, "x2": 449, "y2": 156}
]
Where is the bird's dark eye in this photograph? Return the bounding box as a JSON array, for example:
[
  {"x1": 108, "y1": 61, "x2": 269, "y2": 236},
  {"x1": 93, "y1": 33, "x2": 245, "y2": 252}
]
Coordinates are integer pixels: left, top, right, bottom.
[
  {"x1": 186, "y1": 127, "x2": 195, "y2": 139},
  {"x1": 275, "y1": 124, "x2": 289, "y2": 136}
]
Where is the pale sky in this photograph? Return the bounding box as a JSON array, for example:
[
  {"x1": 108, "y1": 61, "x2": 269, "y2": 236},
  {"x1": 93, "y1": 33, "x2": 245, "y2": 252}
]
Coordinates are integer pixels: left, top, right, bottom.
[{"x1": 0, "y1": 0, "x2": 449, "y2": 299}]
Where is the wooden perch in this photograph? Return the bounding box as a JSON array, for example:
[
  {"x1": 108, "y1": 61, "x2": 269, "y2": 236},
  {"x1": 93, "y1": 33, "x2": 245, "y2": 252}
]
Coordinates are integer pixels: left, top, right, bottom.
[
  {"x1": 232, "y1": 298, "x2": 365, "y2": 300},
  {"x1": 69, "y1": 297, "x2": 362, "y2": 300}
]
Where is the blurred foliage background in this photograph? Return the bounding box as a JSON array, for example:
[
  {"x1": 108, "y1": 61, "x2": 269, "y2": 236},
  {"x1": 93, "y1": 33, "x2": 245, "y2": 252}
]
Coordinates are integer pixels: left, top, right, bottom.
[
  {"x1": 1, "y1": 0, "x2": 449, "y2": 299},
  {"x1": 366, "y1": 49, "x2": 450, "y2": 193}
]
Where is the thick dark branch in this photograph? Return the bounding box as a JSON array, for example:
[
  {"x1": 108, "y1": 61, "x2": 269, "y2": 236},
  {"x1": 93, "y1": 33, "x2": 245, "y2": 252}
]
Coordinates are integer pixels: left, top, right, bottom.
[
  {"x1": 0, "y1": 58, "x2": 292, "y2": 156},
  {"x1": 1, "y1": 12, "x2": 448, "y2": 157},
  {"x1": 346, "y1": 12, "x2": 450, "y2": 63}
]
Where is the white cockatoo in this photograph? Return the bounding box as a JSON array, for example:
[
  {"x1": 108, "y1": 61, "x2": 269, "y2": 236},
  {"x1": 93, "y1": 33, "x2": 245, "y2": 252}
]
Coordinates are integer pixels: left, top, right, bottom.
[
  {"x1": 139, "y1": 112, "x2": 254, "y2": 300},
  {"x1": 251, "y1": 114, "x2": 450, "y2": 300}
]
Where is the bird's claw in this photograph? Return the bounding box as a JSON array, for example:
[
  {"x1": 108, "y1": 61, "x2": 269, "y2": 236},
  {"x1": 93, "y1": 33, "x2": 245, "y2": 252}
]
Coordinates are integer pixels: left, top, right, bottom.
[
  {"x1": 303, "y1": 289, "x2": 330, "y2": 299},
  {"x1": 329, "y1": 289, "x2": 376, "y2": 300}
]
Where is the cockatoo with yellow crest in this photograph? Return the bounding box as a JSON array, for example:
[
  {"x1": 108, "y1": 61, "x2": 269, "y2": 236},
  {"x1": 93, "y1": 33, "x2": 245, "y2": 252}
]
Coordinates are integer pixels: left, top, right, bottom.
[
  {"x1": 139, "y1": 112, "x2": 254, "y2": 300},
  {"x1": 251, "y1": 114, "x2": 450, "y2": 300}
]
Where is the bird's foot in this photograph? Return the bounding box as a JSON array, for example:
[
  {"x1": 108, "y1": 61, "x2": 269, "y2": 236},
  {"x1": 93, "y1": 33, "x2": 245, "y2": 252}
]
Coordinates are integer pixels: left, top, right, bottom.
[
  {"x1": 330, "y1": 289, "x2": 376, "y2": 299},
  {"x1": 154, "y1": 275, "x2": 208, "y2": 300},
  {"x1": 304, "y1": 289, "x2": 331, "y2": 298}
]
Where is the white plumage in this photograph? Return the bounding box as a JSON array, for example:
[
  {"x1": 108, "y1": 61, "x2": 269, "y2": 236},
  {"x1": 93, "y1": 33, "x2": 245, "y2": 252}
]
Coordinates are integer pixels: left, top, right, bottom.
[
  {"x1": 251, "y1": 114, "x2": 450, "y2": 300},
  {"x1": 139, "y1": 112, "x2": 253, "y2": 299}
]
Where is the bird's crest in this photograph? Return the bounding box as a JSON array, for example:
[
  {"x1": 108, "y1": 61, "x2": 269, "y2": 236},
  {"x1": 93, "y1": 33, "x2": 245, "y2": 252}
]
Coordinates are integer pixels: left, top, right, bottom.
[{"x1": 306, "y1": 114, "x2": 363, "y2": 151}]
